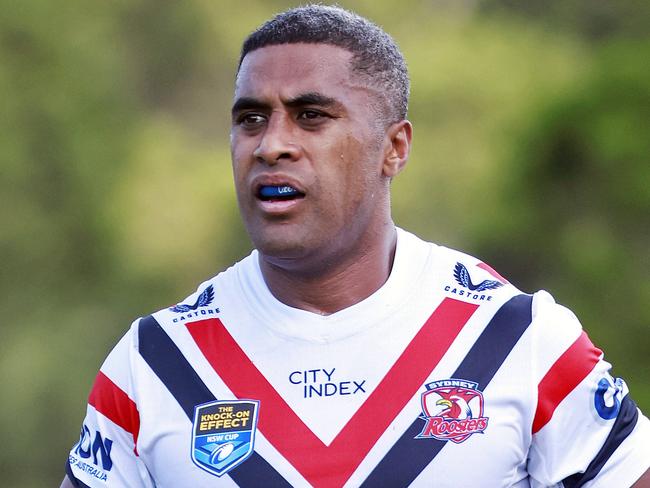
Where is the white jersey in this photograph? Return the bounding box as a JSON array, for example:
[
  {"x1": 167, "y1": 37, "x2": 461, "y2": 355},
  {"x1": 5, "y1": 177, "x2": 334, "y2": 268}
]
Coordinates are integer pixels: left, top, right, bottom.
[{"x1": 66, "y1": 228, "x2": 650, "y2": 487}]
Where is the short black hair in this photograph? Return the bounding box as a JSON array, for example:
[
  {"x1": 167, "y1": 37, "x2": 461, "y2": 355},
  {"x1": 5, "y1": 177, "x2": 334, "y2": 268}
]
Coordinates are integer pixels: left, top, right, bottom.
[{"x1": 239, "y1": 4, "x2": 409, "y2": 124}]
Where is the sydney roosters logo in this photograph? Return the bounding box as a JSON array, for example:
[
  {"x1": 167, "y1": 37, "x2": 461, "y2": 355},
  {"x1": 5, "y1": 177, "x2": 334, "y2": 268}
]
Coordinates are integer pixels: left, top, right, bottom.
[{"x1": 416, "y1": 379, "x2": 489, "y2": 443}]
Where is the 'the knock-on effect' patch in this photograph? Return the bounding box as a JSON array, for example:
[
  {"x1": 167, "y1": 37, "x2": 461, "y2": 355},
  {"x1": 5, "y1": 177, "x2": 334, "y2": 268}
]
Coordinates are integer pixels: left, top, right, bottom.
[{"x1": 191, "y1": 399, "x2": 260, "y2": 477}]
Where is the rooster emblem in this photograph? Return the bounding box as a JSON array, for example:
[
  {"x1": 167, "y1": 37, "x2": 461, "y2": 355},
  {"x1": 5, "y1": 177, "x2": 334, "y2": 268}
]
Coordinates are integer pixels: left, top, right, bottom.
[
  {"x1": 418, "y1": 379, "x2": 489, "y2": 443},
  {"x1": 433, "y1": 388, "x2": 476, "y2": 419},
  {"x1": 169, "y1": 285, "x2": 215, "y2": 313},
  {"x1": 453, "y1": 262, "x2": 503, "y2": 292}
]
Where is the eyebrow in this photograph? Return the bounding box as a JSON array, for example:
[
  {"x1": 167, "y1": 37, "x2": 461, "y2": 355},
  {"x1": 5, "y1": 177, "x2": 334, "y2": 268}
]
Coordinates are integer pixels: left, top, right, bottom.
[
  {"x1": 231, "y1": 97, "x2": 270, "y2": 116},
  {"x1": 285, "y1": 92, "x2": 338, "y2": 108},
  {"x1": 231, "y1": 92, "x2": 341, "y2": 116}
]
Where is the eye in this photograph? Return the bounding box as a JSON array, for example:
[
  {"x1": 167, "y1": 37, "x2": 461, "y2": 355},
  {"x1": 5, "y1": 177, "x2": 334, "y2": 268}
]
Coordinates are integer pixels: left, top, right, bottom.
[
  {"x1": 297, "y1": 110, "x2": 332, "y2": 129},
  {"x1": 237, "y1": 113, "x2": 266, "y2": 128},
  {"x1": 298, "y1": 110, "x2": 325, "y2": 121}
]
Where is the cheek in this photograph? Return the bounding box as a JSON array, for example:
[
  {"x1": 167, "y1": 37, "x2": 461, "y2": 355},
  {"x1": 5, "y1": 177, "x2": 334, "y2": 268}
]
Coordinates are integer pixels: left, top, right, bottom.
[
  {"x1": 230, "y1": 163, "x2": 250, "y2": 206},
  {"x1": 316, "y1": 136, "x2": 377, "y2": 218},
  {"x1": 339, "y1": 133, "x2": 381, "y2": 190},
  {"x1": 230, "y1": 144, "x2": 253, "y2": 184},
  {"x1": 230, "y1": 132, "x2": 256, "y2": 165}
]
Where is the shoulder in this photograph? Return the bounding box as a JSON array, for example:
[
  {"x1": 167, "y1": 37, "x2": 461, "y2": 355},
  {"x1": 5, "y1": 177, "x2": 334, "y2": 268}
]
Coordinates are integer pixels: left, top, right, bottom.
[
  {"x1": 425, "y1": 241, "x2": 521, "y2": 306},
  {"x1": 528, "y1": 290, "x2": 593, "y2": 371},
  {"x1": 414, "y1": 237, "x2": 587, "y2": 354},
  {"x1": 145, "y1": 251, "x2": 259, "y2": 329}
]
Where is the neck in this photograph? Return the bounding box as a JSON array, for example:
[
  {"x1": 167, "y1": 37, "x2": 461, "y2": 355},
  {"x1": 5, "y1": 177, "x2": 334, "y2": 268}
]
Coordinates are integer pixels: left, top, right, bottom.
[{"x1": 259, "y1": 224, "x2": 398, "y2": 315}]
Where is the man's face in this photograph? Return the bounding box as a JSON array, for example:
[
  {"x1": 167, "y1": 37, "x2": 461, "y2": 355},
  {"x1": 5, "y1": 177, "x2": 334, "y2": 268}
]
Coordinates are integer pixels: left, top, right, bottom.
[{"x1": 231, "y1": 43, "x2": 392, "y2": 267}]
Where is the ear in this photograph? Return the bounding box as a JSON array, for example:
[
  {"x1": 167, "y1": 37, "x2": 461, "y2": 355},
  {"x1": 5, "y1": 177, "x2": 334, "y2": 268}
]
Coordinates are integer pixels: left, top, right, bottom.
[{"x1": 382, "y1": 120, "x2": 412, "y2": 178}]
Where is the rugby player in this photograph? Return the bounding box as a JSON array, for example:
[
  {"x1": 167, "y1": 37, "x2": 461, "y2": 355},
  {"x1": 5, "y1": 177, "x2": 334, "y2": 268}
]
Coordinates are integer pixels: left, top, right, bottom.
[{"x1": 61, "y1": 5, "x2": 650, "y2": 487}]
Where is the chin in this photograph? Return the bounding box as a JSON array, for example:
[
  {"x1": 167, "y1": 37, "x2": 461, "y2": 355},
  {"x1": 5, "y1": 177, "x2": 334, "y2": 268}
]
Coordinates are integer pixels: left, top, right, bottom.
[{"x1": 250, "y1": 228, "x2": 312, "y2": 260}]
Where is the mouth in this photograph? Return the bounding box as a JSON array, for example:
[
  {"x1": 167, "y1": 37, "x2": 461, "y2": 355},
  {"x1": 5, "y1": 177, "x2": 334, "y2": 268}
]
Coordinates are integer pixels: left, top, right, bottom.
[
  {"x1": 253, "y1": 183, "x2": 306, "y2": 215},
  {"x1": 256, "y1": 185, "x2": 305, "y2": 202}
]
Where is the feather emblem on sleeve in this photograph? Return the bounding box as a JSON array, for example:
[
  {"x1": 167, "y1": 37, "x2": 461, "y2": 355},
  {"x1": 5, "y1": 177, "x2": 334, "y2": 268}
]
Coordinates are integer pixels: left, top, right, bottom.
[
  {"x1": 169, "y1": 285, "x2": 215, "y2": 313},
  {"x1": 453, "y1": 263, "x2": 503, "y2": 292}
]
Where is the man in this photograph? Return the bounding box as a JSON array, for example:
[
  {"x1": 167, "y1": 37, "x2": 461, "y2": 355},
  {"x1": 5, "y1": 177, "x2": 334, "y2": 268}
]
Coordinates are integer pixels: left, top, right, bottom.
[{"x1": 62, "y1": 5, "x2": 650, "y2": 487}]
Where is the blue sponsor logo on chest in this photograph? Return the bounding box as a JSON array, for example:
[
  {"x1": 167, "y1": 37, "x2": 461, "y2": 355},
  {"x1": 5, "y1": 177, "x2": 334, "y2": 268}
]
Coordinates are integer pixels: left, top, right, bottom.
[{"x1": 289, "y1": 368, "x2": 367, "y2": 398}]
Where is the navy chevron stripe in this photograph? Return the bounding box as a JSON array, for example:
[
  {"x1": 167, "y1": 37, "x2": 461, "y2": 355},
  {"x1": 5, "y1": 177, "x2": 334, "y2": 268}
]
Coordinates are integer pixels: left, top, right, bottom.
[
  {"x1": 360, "y1": 293, "x2": 534, "y2": 487},
  {"x1": 139, "y1": 316, "x2": 213, "y2": 417},
  {"x1": 138, "y1": 315, "x2": 292, "y2": 487},
  {"x1": 562, "y1": 395, "x2": 639, "y2": 488}
]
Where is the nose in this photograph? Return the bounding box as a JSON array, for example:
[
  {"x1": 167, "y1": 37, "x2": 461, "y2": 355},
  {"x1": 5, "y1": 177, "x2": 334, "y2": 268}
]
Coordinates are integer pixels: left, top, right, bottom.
[{"x1": 253, "y1": 113, "x2": 300, "y2": 165}]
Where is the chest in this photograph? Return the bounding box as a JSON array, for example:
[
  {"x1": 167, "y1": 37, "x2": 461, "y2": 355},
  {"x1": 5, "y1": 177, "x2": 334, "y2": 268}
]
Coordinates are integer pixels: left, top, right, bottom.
[{"x1": 134, "y1": 312, "x2": 534, "y2": 487}]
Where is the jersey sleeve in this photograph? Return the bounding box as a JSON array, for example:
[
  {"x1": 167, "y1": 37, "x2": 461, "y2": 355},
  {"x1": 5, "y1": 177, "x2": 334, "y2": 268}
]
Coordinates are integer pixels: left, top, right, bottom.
[
  {"x1": 527, "y1": 291, "x2": 650, "y2": 488},
  {"x1": 66, "y1": 321, "x2": 154, "y2": 487}
]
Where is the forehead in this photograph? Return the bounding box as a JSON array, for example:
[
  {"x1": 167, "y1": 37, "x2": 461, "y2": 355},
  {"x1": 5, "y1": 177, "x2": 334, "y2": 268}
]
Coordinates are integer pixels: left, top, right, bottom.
[{"x1": 235, "y1": 43, "x2": 367, "y2": 101}]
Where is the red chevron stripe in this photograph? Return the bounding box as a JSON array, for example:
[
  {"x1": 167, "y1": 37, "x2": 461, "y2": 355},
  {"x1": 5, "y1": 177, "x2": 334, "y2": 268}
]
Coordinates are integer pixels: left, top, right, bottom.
[
  {"x1": 187, "y1": 298, "x2": 477, "y2": 487},
  {"x1": 89, "y1": 371, "x2": 140, "y2": 453},
  {"x1": 533, "y1": 331, "x2": 602, "y2": 434},
  {"x1": 476, "y1": 262, "x2": 508, "y2": 284}
]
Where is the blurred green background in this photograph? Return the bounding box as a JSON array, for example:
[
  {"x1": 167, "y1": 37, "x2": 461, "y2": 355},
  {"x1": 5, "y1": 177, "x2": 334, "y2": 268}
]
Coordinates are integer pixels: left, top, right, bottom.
[{"x1": 1, "y1": 0, "x2": 648, "y2": 485}]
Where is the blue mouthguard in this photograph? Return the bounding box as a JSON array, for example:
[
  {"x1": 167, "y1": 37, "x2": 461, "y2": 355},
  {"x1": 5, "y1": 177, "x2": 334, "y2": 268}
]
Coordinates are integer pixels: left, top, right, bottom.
[{"x1": 259, "y1": 186, "x2": 300, "y2": 198}]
